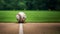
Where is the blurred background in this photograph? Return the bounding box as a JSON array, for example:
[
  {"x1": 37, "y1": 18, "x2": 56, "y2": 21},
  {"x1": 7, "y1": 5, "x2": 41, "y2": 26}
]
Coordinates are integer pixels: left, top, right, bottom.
[
  {"x1": 0, "y1": 0, "x2": 60, "y2": 23},
  {"x1": 0, "y1": 0, "x2": 60, "y2": 10}
]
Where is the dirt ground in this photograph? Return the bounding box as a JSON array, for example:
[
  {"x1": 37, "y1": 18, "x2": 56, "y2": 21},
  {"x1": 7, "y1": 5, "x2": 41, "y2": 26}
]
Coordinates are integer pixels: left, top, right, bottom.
[
  {"x1": 0, "y1": 23, "x2": 60, "y2": 34},
  {"x1": 23, "y1": 23, "x2": 60, "y2": 34},
  {"x1": 0, "y1": 23, "x2": 19, "y2": 34}
]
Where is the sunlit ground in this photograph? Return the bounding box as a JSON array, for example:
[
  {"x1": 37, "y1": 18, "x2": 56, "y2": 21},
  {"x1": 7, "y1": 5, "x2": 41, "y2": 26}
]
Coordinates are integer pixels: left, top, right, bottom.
[{"x1": 0, "y1": 23, "x2": 60, "y2": 34}]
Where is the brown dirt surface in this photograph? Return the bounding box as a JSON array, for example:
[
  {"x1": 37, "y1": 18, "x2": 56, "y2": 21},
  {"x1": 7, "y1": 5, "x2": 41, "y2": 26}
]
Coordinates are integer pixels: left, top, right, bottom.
[
  {"x1": 0, "y1": 23, "x2": 19, "y2": 34},
  {"x1": 0, "y1": 23, "x2": 60, "y2": 34},
  {"x1": 23, "y1": 23, "x2": 60, "y2": 34}
]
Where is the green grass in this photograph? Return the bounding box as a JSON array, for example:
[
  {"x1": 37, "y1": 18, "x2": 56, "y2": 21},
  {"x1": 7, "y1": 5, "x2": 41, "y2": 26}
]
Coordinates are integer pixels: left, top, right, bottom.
[{"x1": 0, "y1": 10, "x2": 60, "y2": 23}]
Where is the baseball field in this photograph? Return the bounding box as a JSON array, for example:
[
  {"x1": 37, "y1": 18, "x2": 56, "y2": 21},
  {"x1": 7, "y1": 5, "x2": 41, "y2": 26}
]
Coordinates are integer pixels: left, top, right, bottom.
[
  {"x1": 0, "y1": 10, "x2": 60, "y2": 23},
  {"x1": 0, "y1": 10, "x2": 60, "y2": 34}
]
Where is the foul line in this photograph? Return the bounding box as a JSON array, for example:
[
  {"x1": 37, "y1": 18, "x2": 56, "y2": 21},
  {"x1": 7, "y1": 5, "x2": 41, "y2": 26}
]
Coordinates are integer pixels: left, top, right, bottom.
[{"x1": 19, "y1": 23, "x2": 23, "y2": 34}]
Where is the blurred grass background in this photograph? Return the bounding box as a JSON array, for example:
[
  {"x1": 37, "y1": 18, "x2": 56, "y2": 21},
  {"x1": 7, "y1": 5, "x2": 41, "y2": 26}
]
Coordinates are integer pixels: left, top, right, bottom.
[{"x1": 0, "y1": 10, "x2": 60, "y2": 23}]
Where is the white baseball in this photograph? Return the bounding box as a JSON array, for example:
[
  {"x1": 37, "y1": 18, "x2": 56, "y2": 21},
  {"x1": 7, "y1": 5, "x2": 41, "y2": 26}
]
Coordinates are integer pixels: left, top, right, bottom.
[{"x1": 16, "y1": 12, "x2": 26, "y2": 21}]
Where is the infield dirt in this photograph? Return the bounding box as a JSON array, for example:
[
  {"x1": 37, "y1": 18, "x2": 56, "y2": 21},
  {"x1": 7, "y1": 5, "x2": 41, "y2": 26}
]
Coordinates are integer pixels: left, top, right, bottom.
[{"x1": 0, "y1": 23, "x2": 60, "y2": 34}]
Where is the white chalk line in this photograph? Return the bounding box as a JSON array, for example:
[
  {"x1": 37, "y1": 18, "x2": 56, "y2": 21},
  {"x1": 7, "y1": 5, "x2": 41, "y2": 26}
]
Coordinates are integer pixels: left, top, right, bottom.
[{"x1": 19, "y1": 23, "x2": 23, "y2": 34}]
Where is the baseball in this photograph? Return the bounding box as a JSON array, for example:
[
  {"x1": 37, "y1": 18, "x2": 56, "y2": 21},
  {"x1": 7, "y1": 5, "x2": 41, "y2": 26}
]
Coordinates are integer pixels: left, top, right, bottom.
[{"x1": 16, "y1": 12, "x2": 26, "y2": 23}]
